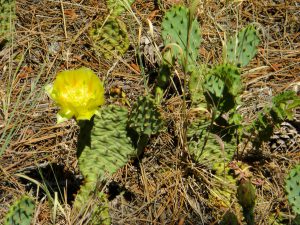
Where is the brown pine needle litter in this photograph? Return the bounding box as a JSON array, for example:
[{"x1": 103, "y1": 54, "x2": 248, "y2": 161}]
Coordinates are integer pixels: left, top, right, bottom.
[{"x1": 0, "y1": 0, "x2": 299, "y2": 224}]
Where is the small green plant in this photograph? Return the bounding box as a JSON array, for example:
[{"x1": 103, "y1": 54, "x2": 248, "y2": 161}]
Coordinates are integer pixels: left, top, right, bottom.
[
  {"x1": 88, "y1": 0, "x2": 135, "y2": 59},
  {"x1": 285, "y1": 164, "x2": 300, "y2": 215},
  {"x1": 4, "y1": 195, "x2": 35, "y2": 225},
  {"x1": 247, "y1": 90, "x2": 300, "y2": 149},
  {"x1": 128, "y1": 95, "x2": 163, "y2": 136}
]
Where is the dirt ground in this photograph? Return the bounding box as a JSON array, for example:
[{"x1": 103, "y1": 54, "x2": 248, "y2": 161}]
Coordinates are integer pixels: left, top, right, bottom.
[{"x1": 0, "y1": 0, "x2": 299, "y2": 224}]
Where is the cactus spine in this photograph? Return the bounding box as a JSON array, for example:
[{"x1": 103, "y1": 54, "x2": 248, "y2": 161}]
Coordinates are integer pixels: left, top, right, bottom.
[
  {"x1": 225, "y1": 25, "x2": 260, "y2": 67},
  {"x1": 285, "y1": 164, "x2": 300, "y2": 215},
  {"x1": 4, "y1": 196, "x2": 35, "y2": 225}
]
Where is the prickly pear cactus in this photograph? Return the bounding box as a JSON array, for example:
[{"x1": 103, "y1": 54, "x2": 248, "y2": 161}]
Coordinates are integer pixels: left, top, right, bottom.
[
  {"x1": 187, "y1": 120, "x2": 235, "y2": 169},
  {"x1": 4, "y1": 195, "x2": 35, "y2": 225},
  {"x1": 203, "y1": 63, "x2": 241, "y2": 113},
  {"x1": 128, "y1": 95, "x2": 163, "y2": 136},
  {"x1": 285, "y1": 164, "x2": 300, "y2": 214},
  {"x1": 89, "y1": 17, "x2": 129, "y2": 59},
  {"x1": 74, "y1": 105, "x2": 135, "y2": 209},
  {"x1": 188, "y1": 120, "x2": 237, "y2": 207},
  {"x1": 237, "y1": 179, "x2": 256, "y2": 225},
  {"x1": 89, "y1": 192, "x2": 111, "y2": 225},
  {"x1": 161, "y1": 5, "x2": 201, "y2": 71},
  {"x1": 106, "y1": 0, "x2": 135, "y2": 16},
  {"x1": 225, "y1": 25, "x2": 260, "y2": 67},
  {"x1": 237, "y1": 179, "x2": 256, "y2": 210},
  {"x1": 0, "y1": 0, "x2": 16, "y2": 42}
]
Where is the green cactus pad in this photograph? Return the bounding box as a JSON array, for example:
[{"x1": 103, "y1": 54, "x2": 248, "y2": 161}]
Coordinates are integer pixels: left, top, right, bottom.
[
  {"x1": 106, "y1": 0, "x2": 135, "y2": 16},
  {"x1": 89, "y1": 17, "x2": 130, "y2": 59},
  {"x1": 128, "y1": 95, "x2": 164, "y2": 136},
  {"x1": 0, "y1": 0, "x2": 16, "y2": 42},
  {"x1": 237, "y1": 180, "x2": 256, "y2": 225},
  {"x1": 187, "y1": 120, "x2": 235, "y2": 169},
  {"x1": 285, "y1": 164, "x2": 300, "y2": 214},
  {"x1": 4, "y1": 196, "x2": 35, "y2": 225},
  {"x1": 90, "y1": 192, "x2": 111, "y2": 225},
  {"x1": 203, "y1": 63, "x2": 241, "y2": 113},
  {"x1": 225, "y1": 25, "x2": 260, "y2": 67},
  {"x1": 161, "y1": 5, "x2": 201, "y2": 71},
  {"x1": 74, "y1": 105, "x2": 135, "y2": 209},
  {"x1": 237, "y1": 180, "x2": 256, "y2": 210}
]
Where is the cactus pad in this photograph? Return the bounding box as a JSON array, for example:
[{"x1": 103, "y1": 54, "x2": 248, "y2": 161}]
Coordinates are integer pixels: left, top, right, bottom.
[
  {"x1": 285, "y1": 164, "x2": 300, "y2": 214},
  {"x1": 187, "y1": 120, "x2": 235, "y2": 169},
  {"x1": 161, "y1": 5, "x2": 201, "y2": 71},
  {"x1": 237, "y1": 180, "x2": 256, "y2": 210},
  {"x1": 4, "y1": 196, "x2": 35, "y2": 225},
  {"x1": 128, "y1": 96, "x2": 163, "y2": 136},
  {"x1": 225, "y1": 25, "x2": 260, "y2": 67},
  {"x1": 0, "y1": 0, "x2": 16, "y2": 42},
  {"x1": 106, "y1": 0, "x2": 135, "y2": 16},
  {"x1": 89, "y1": 192, "x2": 111, "y2": 225},
  {"x1": 89, "y1": 17, "x2": 129, "y2": 59},
  {"x1": 74, "y1": 105, "x2": 135, "y2": 208},
  {"x1": 237, "y1": 179, "x2": 256, "y2": 225},
  {"x1": 203, "y1": 63, "x2": 241, "y2": 113}
]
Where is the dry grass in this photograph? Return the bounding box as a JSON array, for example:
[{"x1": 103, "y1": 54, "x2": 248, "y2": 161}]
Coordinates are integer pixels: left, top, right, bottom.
[{"x1": 0, "y1": 0, "x2": 299, "y2": 224}]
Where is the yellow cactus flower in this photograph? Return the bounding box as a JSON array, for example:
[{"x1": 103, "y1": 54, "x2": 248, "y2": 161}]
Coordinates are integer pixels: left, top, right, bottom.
[{"x1": 46, "y1": 67, "x2": 105, "y2": 123}]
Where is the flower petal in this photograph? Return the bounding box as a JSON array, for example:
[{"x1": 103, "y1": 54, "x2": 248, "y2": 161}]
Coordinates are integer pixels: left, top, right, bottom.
[{"x1": 47, "y1": 67, "x2": 105, "y2": 123}]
